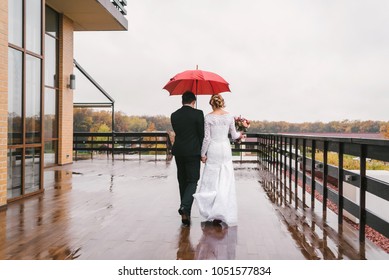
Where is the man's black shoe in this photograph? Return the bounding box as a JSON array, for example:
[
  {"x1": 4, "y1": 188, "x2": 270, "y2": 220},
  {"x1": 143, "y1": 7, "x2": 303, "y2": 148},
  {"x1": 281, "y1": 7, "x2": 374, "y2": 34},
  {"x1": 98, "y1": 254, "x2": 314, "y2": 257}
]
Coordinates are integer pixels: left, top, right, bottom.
[{"x1": 178, "y1": 207, "x2": 190, "y2": 226}]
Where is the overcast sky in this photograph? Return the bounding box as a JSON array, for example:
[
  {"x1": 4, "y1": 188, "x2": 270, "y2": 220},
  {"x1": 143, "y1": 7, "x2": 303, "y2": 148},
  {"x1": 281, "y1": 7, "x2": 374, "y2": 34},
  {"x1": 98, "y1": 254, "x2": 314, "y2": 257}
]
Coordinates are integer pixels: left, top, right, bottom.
[{"x1": 74, "y1": 0, "x2": 389, "y2": 122}]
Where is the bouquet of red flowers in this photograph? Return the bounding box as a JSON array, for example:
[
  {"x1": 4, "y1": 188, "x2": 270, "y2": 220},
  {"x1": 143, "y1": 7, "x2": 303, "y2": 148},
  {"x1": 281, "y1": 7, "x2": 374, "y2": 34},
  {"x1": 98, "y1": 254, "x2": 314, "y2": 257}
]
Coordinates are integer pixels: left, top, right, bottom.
[{"x1": 234, "y1": 116, "x2": 250, "y2": 132}]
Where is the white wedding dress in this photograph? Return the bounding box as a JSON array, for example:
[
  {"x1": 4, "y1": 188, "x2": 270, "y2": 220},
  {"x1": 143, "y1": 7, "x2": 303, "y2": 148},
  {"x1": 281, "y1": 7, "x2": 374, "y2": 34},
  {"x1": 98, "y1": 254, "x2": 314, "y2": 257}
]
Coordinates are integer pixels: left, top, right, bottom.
[{"x1": 193, "y1": 113, "x2": 241, "y2": 226}]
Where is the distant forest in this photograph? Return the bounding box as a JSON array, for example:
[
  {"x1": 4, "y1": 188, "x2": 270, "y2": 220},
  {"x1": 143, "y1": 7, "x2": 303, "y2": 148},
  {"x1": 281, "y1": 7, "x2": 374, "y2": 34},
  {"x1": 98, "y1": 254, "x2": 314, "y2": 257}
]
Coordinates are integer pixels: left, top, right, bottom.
[{"x1": 74, "y1": 108, "x2": 389, "y2": 138}]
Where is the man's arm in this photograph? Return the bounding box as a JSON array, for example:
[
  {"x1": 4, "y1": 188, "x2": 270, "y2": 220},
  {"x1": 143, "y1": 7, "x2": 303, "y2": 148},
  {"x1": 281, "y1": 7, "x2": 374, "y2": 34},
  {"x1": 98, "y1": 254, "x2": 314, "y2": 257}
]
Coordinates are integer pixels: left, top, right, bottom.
[
  {"x1": 170, "y1": 113, "x2": 176, "y2": 133},
  {"x1": 197, "y1": 111, "x2": 205, "y2": 143}
]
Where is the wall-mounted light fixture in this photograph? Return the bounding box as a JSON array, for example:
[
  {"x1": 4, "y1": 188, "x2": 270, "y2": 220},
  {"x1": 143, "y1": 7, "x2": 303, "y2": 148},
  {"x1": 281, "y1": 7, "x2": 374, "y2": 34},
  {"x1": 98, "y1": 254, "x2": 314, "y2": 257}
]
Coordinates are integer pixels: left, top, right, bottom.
[{"x1": 68, "y1": 74, "x2": 76, "y2": 90}]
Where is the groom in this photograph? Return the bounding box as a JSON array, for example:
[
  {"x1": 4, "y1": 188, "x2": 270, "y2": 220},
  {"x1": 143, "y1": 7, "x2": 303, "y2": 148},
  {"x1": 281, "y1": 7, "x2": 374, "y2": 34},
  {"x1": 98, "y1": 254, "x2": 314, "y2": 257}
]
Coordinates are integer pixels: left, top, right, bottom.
[{"x1": 171, "y1": 91, "x2": 204, "y2": 226}]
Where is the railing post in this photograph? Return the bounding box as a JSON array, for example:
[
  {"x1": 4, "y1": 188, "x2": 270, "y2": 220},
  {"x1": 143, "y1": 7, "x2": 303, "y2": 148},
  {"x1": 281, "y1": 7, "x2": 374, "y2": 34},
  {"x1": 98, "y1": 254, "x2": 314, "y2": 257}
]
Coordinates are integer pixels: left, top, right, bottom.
[
  {"x1": 283, "y1": 136, "x2": 287, "y2": 205},
  {"x1": 240, "y1": 139, "x2": 243, "y2": 163},
  {"x1": 302, "y1": 139, "x2": 306, "y2": 208},
  {"x1": 75, "y1": 135, "x2": 78, "y2": 161},
  {"x1": 155, "y1": 135, "x2": 158, "y2": 161},
  {"x1": 123, "y1": 136, "x2": 125, "y2": 161},
  {"x1": 270, "y1": 136, "x2": 273, "y2": 173},
  {"x1": 273, "y1": 135, "x2": 276, "y2": 175},
  {"x1": 166, "y1": 135, "x2": 169, "y2": 161},
  {"x1": 111, "y1": 133, "x2": 115, "y2": 160},
  {"x1": 266, "y1": 135, "x2": 269, "y2": 168},
  {"x1": 262, "y1": 136, "x2": 265, "y2": 166},
  {"x1": 91, "y1": 135, "x2": 94, "y2": 159},
  {"x1": 267, "y1": 135, "x2": 270, "y2": 168},
  {"x1": 289, "y1": 137, "x2": 292, "y2": 203},
  {"x1": 311, "y1": 140, "x2": 316, "y2": 209},
  {"x1": 294, "y1": 138, "x2": 298, "y2": 208},
  {"x1": 267, "y1": 135, "x2": 273, "y2": 172},
  {"x1": 275, "y1": 136, "x2": 279, "y2": 195},
  {"x1": 106, "y1": 134, "x2": 109, "y2": 158},
  {"x1": 338, "y1": 142, "x2": 344, "y2": 225},
  {"x1": 278, "y1": 136, "x2": 282, "y2": 202},
  {"x1": 139, "y1": 136, "x2": 142, "y2": 160},
  {"x1": 257, "y1": 136, "x2": 260, "y2": 163},
  {"x1": 359, "y1": 144, "x2": 367, "y2": 242},
  {"x1": 277, "y1": 135, "x2": 282, "y2": 204},
  {"x1": 323, "y1": 141, "x2": 328, "y2": 216},
  {"x1": 272, "y1": 134, "x2": 276, "y2": 198}
]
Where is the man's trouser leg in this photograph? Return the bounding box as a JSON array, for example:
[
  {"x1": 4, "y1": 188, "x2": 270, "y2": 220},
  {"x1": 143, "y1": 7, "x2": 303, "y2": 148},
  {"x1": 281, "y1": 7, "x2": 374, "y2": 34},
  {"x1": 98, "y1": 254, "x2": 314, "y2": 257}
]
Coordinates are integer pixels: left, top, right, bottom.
[{"x1": 179, "y1": 155, "x2": 200, "y2": 216}]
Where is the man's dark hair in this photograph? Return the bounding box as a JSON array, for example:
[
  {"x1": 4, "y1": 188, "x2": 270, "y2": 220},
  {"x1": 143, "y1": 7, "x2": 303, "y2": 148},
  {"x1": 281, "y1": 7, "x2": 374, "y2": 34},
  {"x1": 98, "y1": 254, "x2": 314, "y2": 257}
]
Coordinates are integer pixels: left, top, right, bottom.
[{"x1": 182, "y1": 91, "x2": 196, "y2": 105}]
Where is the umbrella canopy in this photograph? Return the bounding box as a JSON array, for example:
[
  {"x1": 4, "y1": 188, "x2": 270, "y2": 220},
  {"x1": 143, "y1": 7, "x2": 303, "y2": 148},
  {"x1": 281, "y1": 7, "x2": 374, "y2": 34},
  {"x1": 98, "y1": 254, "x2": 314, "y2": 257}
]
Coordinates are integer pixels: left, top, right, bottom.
[{"x1": 163, "y1": 69, "x2": 231, "y2": 95}]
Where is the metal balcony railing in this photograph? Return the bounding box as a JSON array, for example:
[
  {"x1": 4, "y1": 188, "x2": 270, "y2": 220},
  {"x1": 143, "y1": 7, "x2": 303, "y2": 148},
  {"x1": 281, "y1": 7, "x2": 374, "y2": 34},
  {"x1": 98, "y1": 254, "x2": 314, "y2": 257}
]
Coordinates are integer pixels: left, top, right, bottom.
[
  {"x1": 73, "y1": 132, "x2": 172, "y2": 161},
  {"x1": 257, "y1": 133, "x2": 389, "y2": 244},
  {"x1": 111, "y1": 0, "x2": 127, "y2": 15},
  {"x1": 73, "y1": 132, "x2": 260, "y2": 162},
  {"x1": 72, "y1": 131, "x2": 389, "y2": 243}
]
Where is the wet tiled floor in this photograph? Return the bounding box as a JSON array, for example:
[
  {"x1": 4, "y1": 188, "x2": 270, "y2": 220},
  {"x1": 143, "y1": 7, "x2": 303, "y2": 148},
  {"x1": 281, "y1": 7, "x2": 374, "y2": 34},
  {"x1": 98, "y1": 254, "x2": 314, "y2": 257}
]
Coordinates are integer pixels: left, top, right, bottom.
[{"x1": 0, "y1": 156, "x2": 387, "y2": 259}]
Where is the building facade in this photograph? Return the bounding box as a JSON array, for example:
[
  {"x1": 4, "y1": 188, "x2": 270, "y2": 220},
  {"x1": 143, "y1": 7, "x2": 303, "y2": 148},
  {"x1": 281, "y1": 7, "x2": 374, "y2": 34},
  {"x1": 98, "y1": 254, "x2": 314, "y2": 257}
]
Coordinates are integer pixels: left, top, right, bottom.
[{"x1": 0, "y1": 0, "x2": 127, "y2": 208}]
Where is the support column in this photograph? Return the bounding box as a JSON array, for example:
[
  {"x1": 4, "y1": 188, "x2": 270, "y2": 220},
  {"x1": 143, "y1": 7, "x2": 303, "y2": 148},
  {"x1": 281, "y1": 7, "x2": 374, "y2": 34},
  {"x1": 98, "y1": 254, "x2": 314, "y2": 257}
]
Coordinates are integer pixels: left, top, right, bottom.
[
  {"x1": 58, "y1": 15, "x2": 74, "y2": 165},
  {"x1": 0, "y1": 0, "x2": 8, "y2": 207}
]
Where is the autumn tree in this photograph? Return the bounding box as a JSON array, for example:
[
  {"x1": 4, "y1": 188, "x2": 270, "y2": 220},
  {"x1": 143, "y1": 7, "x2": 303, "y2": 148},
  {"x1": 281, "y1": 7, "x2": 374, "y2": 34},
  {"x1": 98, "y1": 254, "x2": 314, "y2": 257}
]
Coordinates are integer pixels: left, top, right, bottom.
[
  {"x1": 73, "y1": 109, "x2": 386, "y2": 136},
  {"x1": 74, "y1": 108, "x2": 94, "y2": 132},
  {"x1": 127, "y1": 117, "x2": 148, "y2": 132},
  {"x1": 380, "y1": 124, "x2": 389, "y2": 139},
  {"x1": 143, "y1": 115, "x2": 172, "y2": 131}
]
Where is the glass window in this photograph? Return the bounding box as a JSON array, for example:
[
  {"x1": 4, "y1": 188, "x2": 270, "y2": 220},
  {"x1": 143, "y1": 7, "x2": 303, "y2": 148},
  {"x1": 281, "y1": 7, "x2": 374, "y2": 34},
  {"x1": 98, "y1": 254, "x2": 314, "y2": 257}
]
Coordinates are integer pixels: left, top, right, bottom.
[
  {"x1": 8, "y1": 48, "x2": 23, "y2": 145},
  {"x1": 25, "y1": 148, "x2": 41, "y2": 194},
  {"x1": 26, "y1": 0, "x2": 42, "y2": 54},
  {"x1": 44, "y1": 35, "x2": 57, "y2": 87},
  {"x1": 45, "y1": 6, "x2": 59, "y2": 38},
  {"x1": 26, "y1": 55, "x2": 41, "y2": 144},
  {"x1": 8, "y1": 0, "x2": 23, "y2": 47},
  {"x1": 44, "y1": 88, "x2": 57, "y2": 139},
  {"x1": 44, "y1": 141, "x2": 57, "y2": 167},
  {"x1": 7, "y1": 149, "x2": 23, "y2": 199}
]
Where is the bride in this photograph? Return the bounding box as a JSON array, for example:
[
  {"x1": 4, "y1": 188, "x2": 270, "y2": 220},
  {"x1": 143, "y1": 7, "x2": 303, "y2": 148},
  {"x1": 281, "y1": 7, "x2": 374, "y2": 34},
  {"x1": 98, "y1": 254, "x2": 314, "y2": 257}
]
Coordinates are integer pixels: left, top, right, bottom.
[{"x1": 193, "y1": 94, "x2": 245, "y2": 226}]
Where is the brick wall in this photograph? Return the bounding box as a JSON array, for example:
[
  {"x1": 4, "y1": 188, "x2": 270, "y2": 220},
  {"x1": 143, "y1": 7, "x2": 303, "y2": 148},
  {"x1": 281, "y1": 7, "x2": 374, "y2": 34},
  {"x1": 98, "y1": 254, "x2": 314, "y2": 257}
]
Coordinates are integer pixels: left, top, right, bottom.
[
  {"x1": 0, "y1": 0, "x2": 8, "y2": 207},
  {"x1": 58, "y1": 15, "x2": 74, "y2": 165}
]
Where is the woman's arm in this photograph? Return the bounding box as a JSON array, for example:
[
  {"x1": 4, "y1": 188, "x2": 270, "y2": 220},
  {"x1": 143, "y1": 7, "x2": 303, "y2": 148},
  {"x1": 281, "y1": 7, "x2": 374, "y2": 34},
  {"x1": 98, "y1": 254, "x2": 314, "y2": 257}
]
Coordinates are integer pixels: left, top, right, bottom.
[
  {"x1": 229, "y1": 116, "x2": 242, "y2": 140},
  {"x1": 201, "y1": 117, "x2": 211, "y2": 157}
]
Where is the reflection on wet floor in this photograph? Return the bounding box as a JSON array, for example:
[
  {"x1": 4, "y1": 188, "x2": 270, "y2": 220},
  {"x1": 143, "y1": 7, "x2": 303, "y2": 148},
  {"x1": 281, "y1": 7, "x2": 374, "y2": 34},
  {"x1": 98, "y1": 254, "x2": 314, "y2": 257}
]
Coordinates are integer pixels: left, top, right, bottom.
[
  {"x1": 176, "y1": 222, "x2": 237, "y2": 260},
  {"x1": 176, "y1": 227, "x2": 194, "y2": 260},
  {"x1": 258, "y1": 166, "x2": 387, "y2": 260},
  {"x1": 0, "y1": 158, "x2": 387, "y2": 260},
  {"x1": 44, "y1": 169, "x2": 75, "y2": 191},
  {"x1": 35, "y1": 245, "x2": 81, "y2": 260},
  {"x1": 195, "y1": 222, "x2": 237, "y2": 260}
]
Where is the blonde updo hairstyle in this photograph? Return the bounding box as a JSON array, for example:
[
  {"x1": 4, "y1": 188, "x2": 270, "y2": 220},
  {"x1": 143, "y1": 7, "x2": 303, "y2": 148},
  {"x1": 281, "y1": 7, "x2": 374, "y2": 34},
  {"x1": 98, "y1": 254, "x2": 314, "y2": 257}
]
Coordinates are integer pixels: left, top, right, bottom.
[{"x1": 209, "y1": 94, "x2": 225, "y2": 109}]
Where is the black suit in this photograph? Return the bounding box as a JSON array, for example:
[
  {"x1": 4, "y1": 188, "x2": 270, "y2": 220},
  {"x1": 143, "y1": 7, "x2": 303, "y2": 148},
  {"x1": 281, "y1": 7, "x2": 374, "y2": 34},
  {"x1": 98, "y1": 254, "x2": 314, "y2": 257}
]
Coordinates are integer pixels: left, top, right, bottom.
[{"x1": 171, "y1": 105, "x2": 204, "y2": 216}]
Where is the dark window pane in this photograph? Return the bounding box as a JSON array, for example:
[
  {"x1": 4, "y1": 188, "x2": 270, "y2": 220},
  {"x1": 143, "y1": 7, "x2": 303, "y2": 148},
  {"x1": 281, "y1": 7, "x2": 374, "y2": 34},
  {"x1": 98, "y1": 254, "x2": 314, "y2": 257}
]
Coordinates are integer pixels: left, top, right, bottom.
[
  {"x1": 25, "y1": 148, "x2": 41, "y2": 194},
  {"x1": 45, "y1": 6, "x2": 59, "y2": 37},
  {"x1": 26, "y1": 0, "x2": 42, "y2": 54},
  {"x1": 44, "y1": 35, "x2": 57, "y2": 87},
  {"x1": 8, "y1": 0, "x2": 23, "y2": 47},
  {"x1": 8, "y1": 48, "x2": 23, "y2": 145},
  {"x1": 44, "y1": 88, "x2": 57, "y2": 138},
  {"x1": 26, "y1": 55, "x2": 41, "y2": 143},
  {"x1": 7, "y1": 149, "x2": 23, "y2": 199},
  {"x1": 44, "y1": 141, "x2": 57, "y2": 166}
]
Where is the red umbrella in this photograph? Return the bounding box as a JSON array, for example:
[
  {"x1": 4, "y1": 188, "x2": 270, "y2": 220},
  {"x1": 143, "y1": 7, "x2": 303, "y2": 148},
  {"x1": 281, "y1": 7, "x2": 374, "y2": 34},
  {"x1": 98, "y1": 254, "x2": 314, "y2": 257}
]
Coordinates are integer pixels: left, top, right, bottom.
[{"x1": 163, "y1": 69, "x2": 231, "y2": 95}]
